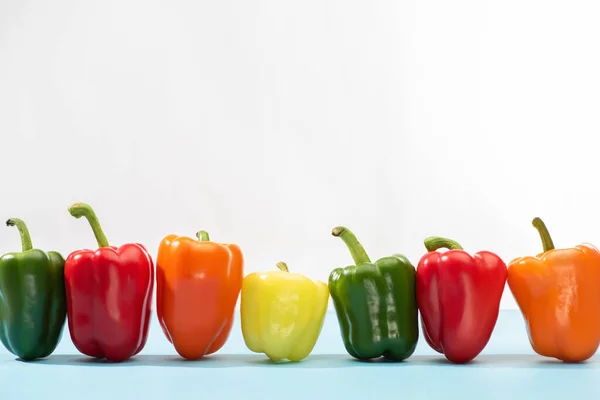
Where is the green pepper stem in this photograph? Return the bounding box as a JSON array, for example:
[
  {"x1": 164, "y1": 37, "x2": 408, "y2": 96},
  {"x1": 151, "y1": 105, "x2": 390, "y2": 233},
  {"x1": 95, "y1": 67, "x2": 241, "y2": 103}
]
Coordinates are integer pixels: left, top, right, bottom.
[
  {"x1": 196, "y1": 231, "x2": 210, "y2": 241},
  {"x1": 276, "y1": 261, "x2": 289, "y2": 272},
  {"x1": 6, "y1": 218, "x2": 33, "y2": 252},
  {"x1": 68, "y1": 203, "x2": 110, "y2": 248},
  {"x1": 424, "y1": 236, "x2": 464, "y2": 252},
  {"x1": 332, "y1": 226, "x2": 372, "y2": 264},
  {"x1": 532, "y1": 217, "x2": 555, "y2": 252}
]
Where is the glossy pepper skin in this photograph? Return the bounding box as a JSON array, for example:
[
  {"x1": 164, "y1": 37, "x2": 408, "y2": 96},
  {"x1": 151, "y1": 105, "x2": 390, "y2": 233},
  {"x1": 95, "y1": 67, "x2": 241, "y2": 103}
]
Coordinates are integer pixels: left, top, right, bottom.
[
  {"x1": 0, "y1": 219, "x2": 67, "y2": 361},
  {"x1": 241, "y1": 261, "x2": 328, "y2": 362},
  {"x1": 64, "y1": 203, "x2": 154, "y2": 362},
  {"x1": 157, "y1": 230, "x2": 243, "y2": 360},
  {"x1": 416, "y1": 236, "x2": 507, "y2": 364},
  {"x1": 508, "y1": 217, "x2": 600, "y2": 363},
  {"x1": 328, "y1": 226, "x2": 418, "y2": 361}
]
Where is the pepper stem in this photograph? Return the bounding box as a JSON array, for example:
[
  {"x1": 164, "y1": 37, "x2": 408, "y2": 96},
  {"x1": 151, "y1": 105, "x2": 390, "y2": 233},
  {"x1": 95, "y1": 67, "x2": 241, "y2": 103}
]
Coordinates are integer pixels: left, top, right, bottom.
[
  {"x1": 332, "y1": 226, "x2": 372, "y2": 264},
  {"x1": 68, "y1": 203, "x2": 110, "y2": 248},
  {"x1": 196, "y1": 231, "x2": 210, "y2": 241},
  {"x1": 424, "y1": 236, "x2": 464, "y2": 252},
  {"x1": 532, "y1": 217, "x2": 555, "y2": 252},
  {"x1": 276, "y1": 262, "x2": 289, "y2": 272},
  {"x1": 6, "y1": 218, "x2": 33, "y2": 252}
]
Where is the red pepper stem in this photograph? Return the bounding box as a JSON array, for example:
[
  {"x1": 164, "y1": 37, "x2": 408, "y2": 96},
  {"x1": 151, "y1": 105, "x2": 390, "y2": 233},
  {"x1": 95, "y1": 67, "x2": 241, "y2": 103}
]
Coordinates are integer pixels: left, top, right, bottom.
[
  {"x1": 532, "y1": 217, "x2": 555, "y2": 252},
  {"x1": 424, "y1": 237, "x2": 464, "y2": 252},
  {"x1": 6, "y1": 218, "x2": 33, "y2": 252},
  {"x1": 276, "y1": 261, "x2": 289, "y2": 272},
  {"x1": 196, "y1": 231, "x2": 210, "y2": 241},
  {"x1": 332, "y1": 226, "x2": 372, "y2": 265},
  {"x1": 68, "y1": 203, "x2": 110, "y2": 248}
]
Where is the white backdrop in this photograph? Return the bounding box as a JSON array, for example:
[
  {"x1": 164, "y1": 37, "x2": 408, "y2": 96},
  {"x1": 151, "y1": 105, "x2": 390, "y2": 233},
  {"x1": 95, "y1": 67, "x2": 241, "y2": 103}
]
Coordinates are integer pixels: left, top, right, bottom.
[{"x1": 2, "y1": 0, "x2": 600, "y2": 310}]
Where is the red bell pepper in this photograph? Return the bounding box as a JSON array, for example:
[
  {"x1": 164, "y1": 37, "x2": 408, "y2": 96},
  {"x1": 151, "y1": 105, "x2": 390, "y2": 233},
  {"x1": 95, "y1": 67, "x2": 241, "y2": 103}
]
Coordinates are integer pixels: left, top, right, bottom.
[
  {"x1": 416, "y1": 236, "x2": 507, "y2": 364},
  {"x1": 64, "y1": 203, "x2": 154, "y2": 362}
]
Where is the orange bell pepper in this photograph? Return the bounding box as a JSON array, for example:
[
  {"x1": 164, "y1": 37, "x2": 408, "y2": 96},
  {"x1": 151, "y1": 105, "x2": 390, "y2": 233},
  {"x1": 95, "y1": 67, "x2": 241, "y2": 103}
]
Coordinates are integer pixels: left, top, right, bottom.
[
  {"x1": 507, "y1": 217, "x2": 600, "y2": 363},
  {"x1": 156, "y1": 230, "x2": 243, "y2": 360}
]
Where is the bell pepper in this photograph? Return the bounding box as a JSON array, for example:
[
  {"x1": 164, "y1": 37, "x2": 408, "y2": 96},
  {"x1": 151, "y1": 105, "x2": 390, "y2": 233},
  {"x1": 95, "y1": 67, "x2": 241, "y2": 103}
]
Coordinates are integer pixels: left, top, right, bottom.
[
  {"x1": 507, "y1": 217, "x2": 600, "y2": 363},
  {"x1": 156, "y1": 230, "x2": 243, "y2": 360},
  {"x1": 328, "y1": 226, "x2": 419, "y2": 361},
  {"x1": 64, "y1": 203, "x2": 154, "y2": 362},
  {"x1": 416, "y1": 236, "x2": 507, "y2": 364},
  {"x1": 0, "y1": 218, "x2": 67, "y2": 361},
  {"x1": 241, "y1": 261, "x2": 328, "y2": 362}
]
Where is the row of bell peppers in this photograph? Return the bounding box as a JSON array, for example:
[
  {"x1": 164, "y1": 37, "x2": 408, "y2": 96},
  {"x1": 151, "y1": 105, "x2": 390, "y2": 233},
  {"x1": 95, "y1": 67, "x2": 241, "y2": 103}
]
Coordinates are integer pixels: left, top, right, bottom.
[{"x1": 0, "y1": 202, "x2": 597, "y2": 364}]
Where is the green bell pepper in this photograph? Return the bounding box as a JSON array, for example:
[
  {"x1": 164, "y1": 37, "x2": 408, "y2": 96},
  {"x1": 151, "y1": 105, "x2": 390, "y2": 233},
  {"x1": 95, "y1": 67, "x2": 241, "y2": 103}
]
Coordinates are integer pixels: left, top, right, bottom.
[
  {"x1": 0, "y1": 218, "x2": 67, "y2": 360},
  {"x1": 329, "y1": 226, "x2": 419, "y2": 361}
]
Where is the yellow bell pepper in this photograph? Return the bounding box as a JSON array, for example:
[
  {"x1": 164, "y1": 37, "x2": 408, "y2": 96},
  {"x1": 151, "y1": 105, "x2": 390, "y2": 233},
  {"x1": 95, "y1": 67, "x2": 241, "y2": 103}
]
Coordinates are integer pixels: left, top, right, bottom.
[{"x1": 240, "y1": 261, "x2": 329, "y2": 362}]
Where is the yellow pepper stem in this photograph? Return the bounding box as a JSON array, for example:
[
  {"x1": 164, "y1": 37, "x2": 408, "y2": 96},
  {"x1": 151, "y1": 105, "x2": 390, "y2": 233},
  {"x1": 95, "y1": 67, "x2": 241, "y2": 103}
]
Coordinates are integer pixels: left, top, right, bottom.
[
  {"x1": 276, "y1": 262, "x2": 289, "y2": 272},
  {"x1": 532, "y1": 217, "x2": 555, "y2": 252}
]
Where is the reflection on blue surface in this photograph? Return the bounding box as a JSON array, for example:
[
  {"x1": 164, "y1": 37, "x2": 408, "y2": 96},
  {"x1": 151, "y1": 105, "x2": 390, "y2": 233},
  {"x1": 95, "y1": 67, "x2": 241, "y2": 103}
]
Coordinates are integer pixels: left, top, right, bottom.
[{"x1": 1, "y1": 310, "x2": 599, "y2": 399}]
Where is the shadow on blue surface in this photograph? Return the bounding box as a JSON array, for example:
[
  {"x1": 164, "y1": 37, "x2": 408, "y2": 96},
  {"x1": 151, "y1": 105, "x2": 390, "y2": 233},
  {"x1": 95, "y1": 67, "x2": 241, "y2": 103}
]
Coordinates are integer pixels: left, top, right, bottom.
[
  {"x1": 3, "y1": 312, "x2": 600, "y2": 399},
  {"x1": 16, "y1": 353, "x2": 600, "y2": 369}
]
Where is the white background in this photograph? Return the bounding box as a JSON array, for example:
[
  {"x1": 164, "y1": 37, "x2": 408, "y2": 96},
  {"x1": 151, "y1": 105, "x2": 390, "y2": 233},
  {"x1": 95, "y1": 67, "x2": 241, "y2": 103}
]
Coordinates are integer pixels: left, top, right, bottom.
[{"x1": 2, "y1": 0, "x2": 600, "y2": 310}]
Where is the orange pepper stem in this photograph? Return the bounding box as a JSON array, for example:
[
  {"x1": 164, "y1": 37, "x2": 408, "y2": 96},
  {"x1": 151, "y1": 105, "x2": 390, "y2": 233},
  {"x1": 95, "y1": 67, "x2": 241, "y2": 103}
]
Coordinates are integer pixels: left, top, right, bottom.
[
  {"x1": 424, "y1": 236, "x2": 463, "y2": 252},
  {"x1": 68, "y1": 202, "x2": 110, "y2": 248},
  {"x1": 332, "y1": 226, "x2": 372, "y2": 265},
  {"x1": 532, "y1": 217, "x2": 555, "y2": 252},
  {"x1": 195, "y1": 231, "x2": 210, "y2": 241},
  {"x1": 276, "y1": 261, "x2": 289, "y2": 272},
  {"x1": 6, "y1": 218, "x2": 33, "y2": 251}
]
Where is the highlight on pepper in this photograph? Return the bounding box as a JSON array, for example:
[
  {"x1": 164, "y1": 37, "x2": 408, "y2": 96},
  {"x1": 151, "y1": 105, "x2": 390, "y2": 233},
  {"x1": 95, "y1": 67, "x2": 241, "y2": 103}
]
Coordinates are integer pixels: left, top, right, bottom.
[
  {"x1": 156, "y1": 229, "x2": 243, "y2": 360},
  {"x1": 240, "y1": 261, "x2": 329, "y2": 362},
  {"x1": 0, "y1": 218, "x2": 67, "y2": 361},
  {"x1": 416, "y1": 235, "x2": 507, "y2": 364},
  {"x1": 64, "y1": 202, "x2": 154, "y2": 363},
  {"x1": 507, "y1": 217, "x2": 600, "y2": 363},
  {"x1": 328, "y1": 226, "x2": 419, "y2": 361}
]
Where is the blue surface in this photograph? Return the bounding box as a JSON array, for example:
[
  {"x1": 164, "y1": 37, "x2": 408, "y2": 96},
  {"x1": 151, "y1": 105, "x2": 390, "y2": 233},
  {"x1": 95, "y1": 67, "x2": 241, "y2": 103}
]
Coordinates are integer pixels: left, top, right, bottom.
[{"x1": 1, "y1": 310, "x2": 599, "y2": 399}]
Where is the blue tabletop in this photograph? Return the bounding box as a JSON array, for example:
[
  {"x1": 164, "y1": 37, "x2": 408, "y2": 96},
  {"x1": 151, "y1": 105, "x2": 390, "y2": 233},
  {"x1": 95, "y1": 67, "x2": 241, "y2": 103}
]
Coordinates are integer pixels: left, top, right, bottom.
[{"x1": 1, "y1": 310, "x2": 599, "y2": 399}]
